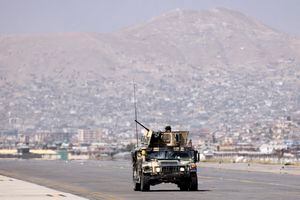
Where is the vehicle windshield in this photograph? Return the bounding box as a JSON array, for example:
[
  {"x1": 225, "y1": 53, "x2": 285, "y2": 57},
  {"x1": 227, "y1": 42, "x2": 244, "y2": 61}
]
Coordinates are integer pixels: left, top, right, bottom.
[{"x1": 146, "y1": 150, "x2": 192, "y2": 161}]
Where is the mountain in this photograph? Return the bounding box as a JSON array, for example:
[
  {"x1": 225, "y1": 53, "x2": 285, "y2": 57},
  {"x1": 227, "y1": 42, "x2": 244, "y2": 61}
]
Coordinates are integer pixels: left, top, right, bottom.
[
  {"x1": 112, "y1": 8, "x2": 300, "y2": 69},
  {"x1": 0, "y1": 8, "x2": 299, "y2": 139},
  {"x1": 1, "y1": 8, "x2": 299, "y2": 84}
]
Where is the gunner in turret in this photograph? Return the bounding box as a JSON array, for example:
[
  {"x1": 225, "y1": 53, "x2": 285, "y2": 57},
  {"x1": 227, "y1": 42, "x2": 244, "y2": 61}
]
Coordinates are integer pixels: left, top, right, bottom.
[{"x1": 165, "y1": 126, "x2": 172, "y2": 132}]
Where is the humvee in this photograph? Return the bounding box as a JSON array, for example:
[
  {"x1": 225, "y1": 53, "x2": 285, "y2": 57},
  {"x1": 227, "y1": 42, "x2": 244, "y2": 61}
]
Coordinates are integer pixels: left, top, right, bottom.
[{"x1": 132, "y1": 121, "x2": 199, "y2": 191}]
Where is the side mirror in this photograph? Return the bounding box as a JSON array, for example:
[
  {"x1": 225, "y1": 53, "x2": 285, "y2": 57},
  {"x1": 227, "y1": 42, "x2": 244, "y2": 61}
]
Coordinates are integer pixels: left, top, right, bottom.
[{"x1": 194, "y1": 150, "x2": 200, "y2": 163}]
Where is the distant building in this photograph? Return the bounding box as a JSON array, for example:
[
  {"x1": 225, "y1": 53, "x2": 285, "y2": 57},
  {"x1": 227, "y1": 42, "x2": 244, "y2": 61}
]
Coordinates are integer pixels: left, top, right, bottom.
[
  {"x1": 77, "y1": 129, "x2": 102, "y2": 143},
  {"x1": 259, "y1": 143, "x2": 287, "y2": 154}
]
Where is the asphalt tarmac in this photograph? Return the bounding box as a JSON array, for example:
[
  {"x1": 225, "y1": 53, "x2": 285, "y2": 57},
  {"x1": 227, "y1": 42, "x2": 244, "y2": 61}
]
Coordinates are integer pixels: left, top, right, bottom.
[{"x1": 0, "y1": 160, "x2": 299, "y2": 200}]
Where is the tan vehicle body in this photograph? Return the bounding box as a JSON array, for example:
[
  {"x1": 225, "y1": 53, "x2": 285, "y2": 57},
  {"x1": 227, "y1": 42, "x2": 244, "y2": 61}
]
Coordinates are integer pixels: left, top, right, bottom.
[{"x1": 132, "y1": 124, "x2": 199, "y2": 191}]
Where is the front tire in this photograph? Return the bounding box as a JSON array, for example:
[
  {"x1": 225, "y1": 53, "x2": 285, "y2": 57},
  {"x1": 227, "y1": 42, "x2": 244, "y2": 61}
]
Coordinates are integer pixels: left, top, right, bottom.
[
  {"x1": 133, "y1": 168, "x2": 141, "y2": 191},
  {"x1": 133, "y1": 182, "x2": 141, "y2": 191},
  {"x1": 140, "y1": 174, "x2": 150, "y2": 191},
  {"x1": 189, "y1": 173, "x2": 198, "y2": 191}
]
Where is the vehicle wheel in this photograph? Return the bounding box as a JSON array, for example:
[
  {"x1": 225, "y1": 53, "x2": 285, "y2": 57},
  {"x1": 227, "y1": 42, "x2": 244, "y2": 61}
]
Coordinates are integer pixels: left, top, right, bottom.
[
  {"x1": 140, "y1": 174, "x2": 150, "y2": 191},
  {"x1": 133, "y1": 181, "x2": 141, "y2": 191},
  {"x1": 133, "y1": 169, "x2": 141, "y2": 191},
  {"x1": 189, "y1": 173, "x2": 198, "y2": 191}
]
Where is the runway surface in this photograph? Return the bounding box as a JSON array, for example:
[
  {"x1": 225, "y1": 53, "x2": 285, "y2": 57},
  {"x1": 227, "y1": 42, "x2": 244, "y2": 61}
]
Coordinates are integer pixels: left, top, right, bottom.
[{"x1": 0, "y1": 160, "x2": 299, "y2": 200}]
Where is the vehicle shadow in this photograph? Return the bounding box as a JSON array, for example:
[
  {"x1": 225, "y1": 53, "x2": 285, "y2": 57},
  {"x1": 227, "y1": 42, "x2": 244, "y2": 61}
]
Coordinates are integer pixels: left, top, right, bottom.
[{"x1": 147, "y1": 189, "x2": 211, "y2": 192}]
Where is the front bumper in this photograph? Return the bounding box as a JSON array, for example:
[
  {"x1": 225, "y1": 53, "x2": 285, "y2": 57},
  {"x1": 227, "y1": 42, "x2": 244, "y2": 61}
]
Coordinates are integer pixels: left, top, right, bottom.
[{"x1": 145, "y1": 171, "x2": 192, "y2": 185}]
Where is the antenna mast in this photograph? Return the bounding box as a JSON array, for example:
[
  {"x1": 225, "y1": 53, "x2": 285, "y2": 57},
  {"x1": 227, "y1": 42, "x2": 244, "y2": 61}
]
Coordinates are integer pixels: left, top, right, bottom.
[{"x1": 133, "y1": 82, "x2": 139, "y2": 147}]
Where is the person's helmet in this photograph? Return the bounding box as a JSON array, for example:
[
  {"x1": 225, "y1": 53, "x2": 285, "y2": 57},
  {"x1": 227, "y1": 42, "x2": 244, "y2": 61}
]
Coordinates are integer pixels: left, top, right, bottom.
[{"x1": 165, "y1": 126, "x2": 172, "y2": 132}]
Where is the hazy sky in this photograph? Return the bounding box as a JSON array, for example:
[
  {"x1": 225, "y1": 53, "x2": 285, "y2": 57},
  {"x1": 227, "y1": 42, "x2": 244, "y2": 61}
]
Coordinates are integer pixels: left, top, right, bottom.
[{"x1": 0, "y1": 0, "x2": 299, "y2": 35}]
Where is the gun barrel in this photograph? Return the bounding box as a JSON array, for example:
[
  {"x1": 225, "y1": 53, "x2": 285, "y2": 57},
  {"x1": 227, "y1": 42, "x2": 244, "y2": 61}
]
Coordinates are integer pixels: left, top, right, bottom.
[{"x1": 135, "y1": 120, "x2": 150, "y2": 132}]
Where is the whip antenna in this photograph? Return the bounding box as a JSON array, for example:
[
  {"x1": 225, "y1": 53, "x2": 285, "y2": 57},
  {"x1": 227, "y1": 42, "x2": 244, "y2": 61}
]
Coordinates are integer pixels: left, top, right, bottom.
[{"x1": 133, "y1": 82, "x2": 139, "y2": 147}]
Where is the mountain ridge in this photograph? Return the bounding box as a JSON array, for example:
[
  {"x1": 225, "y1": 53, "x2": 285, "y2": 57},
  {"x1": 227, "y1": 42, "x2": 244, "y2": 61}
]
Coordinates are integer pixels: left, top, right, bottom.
[{"x1": 0, "y1": 8, "x2": 299, "y2": 135}]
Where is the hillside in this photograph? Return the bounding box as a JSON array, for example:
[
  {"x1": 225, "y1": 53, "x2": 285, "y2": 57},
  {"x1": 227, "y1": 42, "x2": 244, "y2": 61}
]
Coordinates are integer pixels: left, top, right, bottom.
[{"x1": 0, "y1": 8, "x2": 299, "y2": 140}]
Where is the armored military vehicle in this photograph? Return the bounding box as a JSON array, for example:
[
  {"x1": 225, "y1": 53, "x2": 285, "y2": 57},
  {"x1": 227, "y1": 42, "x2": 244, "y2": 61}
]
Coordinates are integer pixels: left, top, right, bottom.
[{"x1": 132, "y1": 120, "x2": 199, "y2": 191}]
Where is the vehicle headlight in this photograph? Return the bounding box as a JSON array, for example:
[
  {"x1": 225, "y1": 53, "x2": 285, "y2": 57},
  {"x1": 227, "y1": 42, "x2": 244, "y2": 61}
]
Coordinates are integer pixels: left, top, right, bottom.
[
  {"x1": 180, "y1": 167, "x2": 185, "y2": 172},
  {"x1": 155, "y1": 167, "x2": 161, "y2": 173}
]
